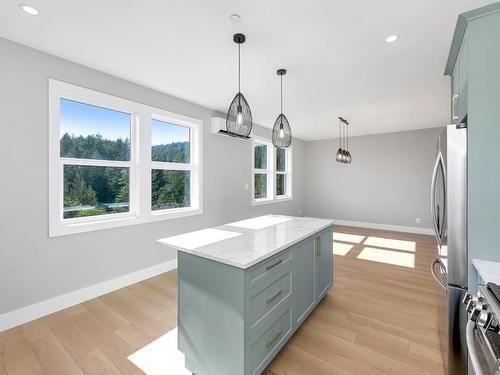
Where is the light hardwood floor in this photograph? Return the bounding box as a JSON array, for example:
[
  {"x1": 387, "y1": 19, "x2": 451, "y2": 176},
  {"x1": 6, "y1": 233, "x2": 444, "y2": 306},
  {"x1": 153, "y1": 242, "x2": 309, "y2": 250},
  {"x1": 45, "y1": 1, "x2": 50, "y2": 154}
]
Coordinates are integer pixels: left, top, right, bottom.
[{"x1": 0, "y1": 226, "x2": 445, "y2": 375}]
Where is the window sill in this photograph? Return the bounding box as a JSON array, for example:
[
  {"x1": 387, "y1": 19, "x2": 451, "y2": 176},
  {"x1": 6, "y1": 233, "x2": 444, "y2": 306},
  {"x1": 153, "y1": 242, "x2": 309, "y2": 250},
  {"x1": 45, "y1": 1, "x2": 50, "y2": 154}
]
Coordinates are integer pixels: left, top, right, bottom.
[
  {"x1": 252, "y1": 196, "x2": 293, "y2": 206},
  {"x1": 49, "y1": 207, "x2": 202, "y2": 237}
]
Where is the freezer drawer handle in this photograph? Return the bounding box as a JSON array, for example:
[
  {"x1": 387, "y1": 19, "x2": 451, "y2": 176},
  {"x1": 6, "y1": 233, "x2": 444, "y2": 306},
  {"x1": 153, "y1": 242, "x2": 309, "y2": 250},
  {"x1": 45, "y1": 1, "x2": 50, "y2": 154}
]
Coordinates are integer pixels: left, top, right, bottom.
[{"x1": 431, "y1": 258, "x2": 447, "y2": 292}]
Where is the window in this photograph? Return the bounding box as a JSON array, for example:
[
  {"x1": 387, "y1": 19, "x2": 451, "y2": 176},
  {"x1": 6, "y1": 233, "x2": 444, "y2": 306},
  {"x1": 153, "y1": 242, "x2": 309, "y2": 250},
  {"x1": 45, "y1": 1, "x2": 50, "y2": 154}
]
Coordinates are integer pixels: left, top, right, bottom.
[
  {"x1": 49, "y1": 80, "x2": 202, "y2": 236},
  {"x1": 151, "y1": 119, "x2": 200, "y2": 212},
  {"x1": 252, "y1": 138, "x2": 292, "y2": 204},
  {"x1": 59, "y1": 99, "x2": 133, "y2": 220}
]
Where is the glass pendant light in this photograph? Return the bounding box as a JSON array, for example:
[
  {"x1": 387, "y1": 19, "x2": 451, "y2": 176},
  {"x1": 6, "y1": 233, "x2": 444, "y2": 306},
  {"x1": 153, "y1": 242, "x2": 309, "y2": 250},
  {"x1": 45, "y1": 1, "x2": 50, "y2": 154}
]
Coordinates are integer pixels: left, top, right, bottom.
[
  {"x1": 337, "y1": 117, "x2": 351, "y2": 164},
  {"x1": 226, "y1": 33, "x2": 252, "y2": 138},
  {"x1": 272, "y1": 69, "x2": 292, "y2": 149}
]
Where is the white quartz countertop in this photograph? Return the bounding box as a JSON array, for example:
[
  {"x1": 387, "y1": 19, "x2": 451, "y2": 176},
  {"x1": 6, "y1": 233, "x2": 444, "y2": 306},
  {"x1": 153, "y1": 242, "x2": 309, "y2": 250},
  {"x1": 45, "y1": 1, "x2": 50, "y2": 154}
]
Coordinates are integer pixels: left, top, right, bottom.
[
  {"x1": 473, "y1": 259, "x2": 500, "y2": 284},
  {"x1": 157, "y1": 215, "x2": 334, "y2": 269}
]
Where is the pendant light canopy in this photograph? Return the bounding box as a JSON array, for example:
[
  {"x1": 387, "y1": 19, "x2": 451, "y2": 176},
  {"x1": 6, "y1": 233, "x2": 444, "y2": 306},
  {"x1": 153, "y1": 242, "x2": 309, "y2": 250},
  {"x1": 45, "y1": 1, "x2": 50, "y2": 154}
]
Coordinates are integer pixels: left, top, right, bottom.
[
  {"x1": 226, "y1": 33, "x2": 253, "y2": 139},
  {"x1": 272, "y1": 69, "x2": 292, "y2": 149},
  {"x1": 336, "y1": 117, "x2": 352, "y2": 164}
]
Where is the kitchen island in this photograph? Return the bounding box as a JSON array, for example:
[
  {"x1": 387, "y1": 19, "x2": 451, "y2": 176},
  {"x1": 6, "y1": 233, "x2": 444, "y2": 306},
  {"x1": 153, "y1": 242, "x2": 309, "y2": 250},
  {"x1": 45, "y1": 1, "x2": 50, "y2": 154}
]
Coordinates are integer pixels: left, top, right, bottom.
[{"x1": 157, "y1": 215, "x2": 334, "y2": 375}]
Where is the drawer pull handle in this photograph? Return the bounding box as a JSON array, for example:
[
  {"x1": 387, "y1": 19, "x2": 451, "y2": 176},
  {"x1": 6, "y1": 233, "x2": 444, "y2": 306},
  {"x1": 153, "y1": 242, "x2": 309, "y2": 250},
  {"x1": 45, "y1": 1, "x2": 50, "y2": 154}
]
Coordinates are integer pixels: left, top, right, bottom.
[
  {"x1": 266, "y1": 288, "x2": 284, "y2": 304},
  {"x1": 266, "y1": 259, "x2": 282, "y2": 271},
  {"x1": 452, "y1": 94, "x2": 459, "y2": 120},
  {"x1": 315, "y1": 237, "x2": 322, "y2": 256},
  {"x1": 266, "y1": 329, "x2": 283, "y2": 348}
]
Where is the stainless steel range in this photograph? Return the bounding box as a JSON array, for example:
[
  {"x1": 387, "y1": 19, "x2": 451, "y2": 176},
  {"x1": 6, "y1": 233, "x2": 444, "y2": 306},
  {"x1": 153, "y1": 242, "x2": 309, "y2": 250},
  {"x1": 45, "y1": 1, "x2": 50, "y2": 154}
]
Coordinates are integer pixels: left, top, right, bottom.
[{"x1": 463, "y1": 283, "x2": 500, "y2": 375}]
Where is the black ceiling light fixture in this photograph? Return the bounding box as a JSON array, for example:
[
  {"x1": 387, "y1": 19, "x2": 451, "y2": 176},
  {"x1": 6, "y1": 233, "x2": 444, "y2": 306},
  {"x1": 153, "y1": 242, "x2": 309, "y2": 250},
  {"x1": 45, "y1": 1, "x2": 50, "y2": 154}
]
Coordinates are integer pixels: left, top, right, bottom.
[
  {"x1": 272, "y1": 69, "x2": 292, "y2": 149},
  {"x1": 225, "y1": 33, "x2": 252, "y2": 139},
  {"x1": 336, "y1": 117, "x2": 352, "y2": 164}
]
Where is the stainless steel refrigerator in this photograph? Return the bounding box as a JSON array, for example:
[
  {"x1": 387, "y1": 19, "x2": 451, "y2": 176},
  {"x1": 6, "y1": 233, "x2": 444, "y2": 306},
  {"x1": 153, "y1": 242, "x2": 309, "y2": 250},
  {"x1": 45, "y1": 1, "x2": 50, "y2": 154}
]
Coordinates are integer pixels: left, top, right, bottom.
[{"x1": 430, "y1": 122, "x2": 468, "y2": 375}]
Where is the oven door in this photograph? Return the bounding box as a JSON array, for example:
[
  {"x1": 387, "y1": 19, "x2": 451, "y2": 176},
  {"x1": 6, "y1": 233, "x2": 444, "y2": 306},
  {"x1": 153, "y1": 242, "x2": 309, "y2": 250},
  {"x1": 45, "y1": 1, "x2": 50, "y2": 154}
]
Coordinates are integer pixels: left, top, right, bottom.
[{"x1": 467, "y1": 323, "x2": 500, "y2": 375}]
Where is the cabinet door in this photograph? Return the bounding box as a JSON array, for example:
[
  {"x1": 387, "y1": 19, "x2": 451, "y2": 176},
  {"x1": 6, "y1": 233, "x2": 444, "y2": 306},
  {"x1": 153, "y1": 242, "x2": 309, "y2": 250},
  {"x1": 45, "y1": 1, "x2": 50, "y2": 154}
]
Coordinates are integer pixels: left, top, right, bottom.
[
  {"x1": 315, "y1": 231, "x2": 333, "y2": 301},
  {"x1": 293, "y1": 239, "x2": 315, "y2": 326},
  {"x1": 458, "y1": 37, "x2": 468, "y2": 120},
  {"x1": 451, "y1": 59, "x2": 460, "y2": 123}
]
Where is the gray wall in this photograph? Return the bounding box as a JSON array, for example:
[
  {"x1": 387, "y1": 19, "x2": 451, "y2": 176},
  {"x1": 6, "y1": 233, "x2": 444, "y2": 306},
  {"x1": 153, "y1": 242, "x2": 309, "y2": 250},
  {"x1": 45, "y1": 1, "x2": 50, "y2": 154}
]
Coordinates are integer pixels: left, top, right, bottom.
[
  {"x1": 303, "y1": 127, "x2": 444, "y2": 229},
  {"x1": 0, "y1": 38, "x2": 305, "y2": 315}
]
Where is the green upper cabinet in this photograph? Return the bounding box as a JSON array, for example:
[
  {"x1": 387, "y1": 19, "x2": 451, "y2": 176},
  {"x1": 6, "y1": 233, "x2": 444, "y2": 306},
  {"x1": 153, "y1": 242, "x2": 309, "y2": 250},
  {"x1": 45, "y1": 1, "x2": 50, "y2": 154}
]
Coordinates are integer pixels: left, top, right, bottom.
[
  {"x1": 458, "y1": 37, "x2": 468, "y2": 121},
  {"x1": 445, "y1": 2, "x2": 500, "y2": 291},
  {"x1": 449, "y1": 35, "x2": 468, "y2": 123}
]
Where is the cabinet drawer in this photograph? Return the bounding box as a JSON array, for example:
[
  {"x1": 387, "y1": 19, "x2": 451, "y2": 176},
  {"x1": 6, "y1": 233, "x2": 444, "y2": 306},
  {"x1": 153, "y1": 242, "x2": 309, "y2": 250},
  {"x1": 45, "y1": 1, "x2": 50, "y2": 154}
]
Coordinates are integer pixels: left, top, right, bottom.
[
  {"x1": 249, "y1": 271, "x2": 291, "y2": 327},
  {"x1": 250, "y1": 308, "x2": 292, "y2": 375},
  {"x1": 248, "y1": 249, "x2": 291, "y2": 287}
]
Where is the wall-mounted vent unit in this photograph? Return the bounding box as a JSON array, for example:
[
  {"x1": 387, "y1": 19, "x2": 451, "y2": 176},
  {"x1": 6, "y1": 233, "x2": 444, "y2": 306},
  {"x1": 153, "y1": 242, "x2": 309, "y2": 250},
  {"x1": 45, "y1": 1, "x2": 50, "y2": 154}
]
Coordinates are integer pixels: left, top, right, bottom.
[{"x1": 211, "y1": 117, "x2": 251, "y2": 140}]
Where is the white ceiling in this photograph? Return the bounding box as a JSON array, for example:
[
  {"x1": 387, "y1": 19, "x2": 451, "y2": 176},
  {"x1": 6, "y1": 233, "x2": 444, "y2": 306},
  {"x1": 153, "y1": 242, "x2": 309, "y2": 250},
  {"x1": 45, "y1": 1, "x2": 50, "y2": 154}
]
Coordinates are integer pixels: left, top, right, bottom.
[{"x1": 0, "y1": 0, "x2": 494, "y2": 140}]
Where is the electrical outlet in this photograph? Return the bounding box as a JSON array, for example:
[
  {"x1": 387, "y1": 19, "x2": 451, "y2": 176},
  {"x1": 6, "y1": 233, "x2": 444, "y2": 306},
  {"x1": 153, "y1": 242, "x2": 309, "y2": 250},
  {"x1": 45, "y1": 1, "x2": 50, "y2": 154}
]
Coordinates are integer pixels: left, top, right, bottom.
[
  {"x1": 245, "y1": 183, "x2": 249, "y2": 191},
  {"x1": 298, "y1": 209, "x2": 302, "y2": 216},
  {"x1": 416, "y1": 217, "x2": 421, "y2": 224}
]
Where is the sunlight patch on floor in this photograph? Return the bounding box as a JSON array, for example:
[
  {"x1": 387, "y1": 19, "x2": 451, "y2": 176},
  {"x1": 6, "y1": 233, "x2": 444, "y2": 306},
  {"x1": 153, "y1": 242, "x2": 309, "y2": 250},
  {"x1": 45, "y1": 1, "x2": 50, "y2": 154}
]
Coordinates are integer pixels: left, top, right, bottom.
[
  {"x1": 333, "y1": 241, "x2": 354, "y2": 256},
  {"x1": 357, "y1": 247, "x2": 415, "y2": 268},
  {"x1": 333, "y1": 232, "x2": 365, "y2": 243},
  {"x1": 128, "y1": 328, "x2": 191, "y2": 375},
  {"x1": 363, "y1": 236, "x2": 416, "y2": 252}
]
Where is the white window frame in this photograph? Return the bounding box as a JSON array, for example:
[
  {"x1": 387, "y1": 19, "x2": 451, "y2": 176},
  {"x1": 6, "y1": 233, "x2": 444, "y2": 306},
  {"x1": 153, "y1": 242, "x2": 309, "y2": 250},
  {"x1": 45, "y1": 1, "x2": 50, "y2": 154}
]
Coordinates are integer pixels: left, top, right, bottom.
[
  {"x1": 275, "y1": 146, "x2": 293, "y2": 200},
  {"x1": 149, "y1": 112, "x2": 201, "y2": 217},
  {"x1": 251, "y1": 137, "x2": 292, "y2": 205},
  {"x1": 49, "y1": 79, "x2": 203, "y2": 237}
]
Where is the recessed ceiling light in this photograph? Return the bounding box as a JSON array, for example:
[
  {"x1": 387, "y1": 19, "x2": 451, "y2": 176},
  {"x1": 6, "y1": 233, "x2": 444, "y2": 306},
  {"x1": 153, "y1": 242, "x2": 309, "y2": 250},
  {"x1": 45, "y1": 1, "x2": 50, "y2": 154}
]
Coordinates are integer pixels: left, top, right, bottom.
[
  {"x1": 385, "y1": 35, "x2": 399, "y2": 43},
  {"x1": 19, "y1": 4, "x2": 40, "y2": 16},
  {"x1": 229, "y1": 14, "x2": 241, "y2": 24}
]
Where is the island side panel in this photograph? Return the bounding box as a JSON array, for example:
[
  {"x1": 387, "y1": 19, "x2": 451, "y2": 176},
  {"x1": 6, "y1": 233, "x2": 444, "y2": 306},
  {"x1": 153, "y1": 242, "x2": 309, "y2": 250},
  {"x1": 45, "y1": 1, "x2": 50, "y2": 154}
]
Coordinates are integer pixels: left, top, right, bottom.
[
  {"x1": 316, "y1": 226, "x2": 334, "y2": 300},
  {"x1": 178, "y1": 252, "x2": 246, "y2": 375}
]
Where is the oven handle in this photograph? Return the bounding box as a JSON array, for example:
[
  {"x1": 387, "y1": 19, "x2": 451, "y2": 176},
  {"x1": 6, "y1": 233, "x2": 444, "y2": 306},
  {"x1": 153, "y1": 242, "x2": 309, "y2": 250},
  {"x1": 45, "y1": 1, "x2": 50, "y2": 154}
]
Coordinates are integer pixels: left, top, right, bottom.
[{"x1": 466, "y1": 320, "x2": 486, "y2": 375}]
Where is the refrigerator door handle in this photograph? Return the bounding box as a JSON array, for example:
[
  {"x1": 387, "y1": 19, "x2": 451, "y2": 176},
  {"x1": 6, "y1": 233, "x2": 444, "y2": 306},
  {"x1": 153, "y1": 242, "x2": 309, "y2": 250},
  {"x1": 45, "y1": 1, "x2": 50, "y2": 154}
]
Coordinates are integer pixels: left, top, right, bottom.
[
  {"x1": 431, "y1": 152, "x2": 442, "y2": 245},
  {"x1": 431, "y1": 257, "x2": 447, "y2": 292},
  {"x1": 438, "y1": 153, "x2": 447, "y2": 244},
  {"x1": 430, "y1": 152, "x2": 447, "y2": 246}
]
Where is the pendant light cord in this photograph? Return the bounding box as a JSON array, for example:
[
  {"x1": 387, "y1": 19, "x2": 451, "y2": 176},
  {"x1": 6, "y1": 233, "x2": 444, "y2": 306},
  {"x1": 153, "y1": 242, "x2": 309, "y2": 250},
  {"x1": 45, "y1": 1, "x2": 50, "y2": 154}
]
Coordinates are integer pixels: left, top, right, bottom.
[
  {"x1": 346, "y1": 123, "x2": 349, "y2": 151},
  {"x1": 341, "y1": 120, "x2": 344, "y2": 150},
  {"x1": 338, "y1": 119, "x2": 341, "y2": 148},
  {"x1": 238, "y1": 43, "x2": 241, "y2": 94},
  {"x1": 280, "y1": 75, "x2": 283, "y2": 115}
]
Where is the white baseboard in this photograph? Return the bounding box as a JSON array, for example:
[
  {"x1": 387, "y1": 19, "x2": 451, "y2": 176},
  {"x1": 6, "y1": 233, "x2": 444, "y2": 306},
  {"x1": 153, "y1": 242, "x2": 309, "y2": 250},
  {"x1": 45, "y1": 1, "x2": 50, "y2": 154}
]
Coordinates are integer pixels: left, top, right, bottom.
[
  {"x1": 0, "y1": 258, "x2": 178, "y2": 333},
  {"x1": 334, "y1": 220, "x2": 434, "y2": 236}
]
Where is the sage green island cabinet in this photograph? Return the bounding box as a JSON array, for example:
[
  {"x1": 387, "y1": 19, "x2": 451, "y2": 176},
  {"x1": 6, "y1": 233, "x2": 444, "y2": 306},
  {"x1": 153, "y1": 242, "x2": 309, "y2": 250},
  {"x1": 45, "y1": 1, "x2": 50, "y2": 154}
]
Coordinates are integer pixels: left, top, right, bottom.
[{"x1": 157, "y1": 215, "x2": 334, "y2": 375}]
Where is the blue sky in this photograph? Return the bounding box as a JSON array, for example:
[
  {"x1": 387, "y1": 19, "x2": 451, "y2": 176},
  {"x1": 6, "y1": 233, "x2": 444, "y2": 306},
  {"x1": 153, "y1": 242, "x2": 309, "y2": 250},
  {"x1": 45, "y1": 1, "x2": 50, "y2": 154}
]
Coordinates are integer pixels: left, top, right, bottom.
[
  {"x1": 60, "y1": 99, "x2": 130, "y2": 140},
  {"x1": 151, "y1": 119, "x2": 190, "y2": 146},
  {"x1": 60, "y1": 99, "x2": 190, "y2": 145}
]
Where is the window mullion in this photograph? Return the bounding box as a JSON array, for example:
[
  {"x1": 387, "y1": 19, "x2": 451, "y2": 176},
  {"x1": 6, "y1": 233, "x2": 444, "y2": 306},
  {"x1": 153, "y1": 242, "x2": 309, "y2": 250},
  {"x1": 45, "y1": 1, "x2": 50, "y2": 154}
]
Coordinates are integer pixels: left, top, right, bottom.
[
  {"x1": 151, "y1": 161, "x2": 193, "y2": 171},
  {"x1": 137, "y1": 111, "x2": 152, "y2": 218},
  {"x1": 269, "y1": 145, "x2": 275, "y2": 200},
  {"x1": 61, "y1": 158, "x2": 132, "y2": 168}
]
